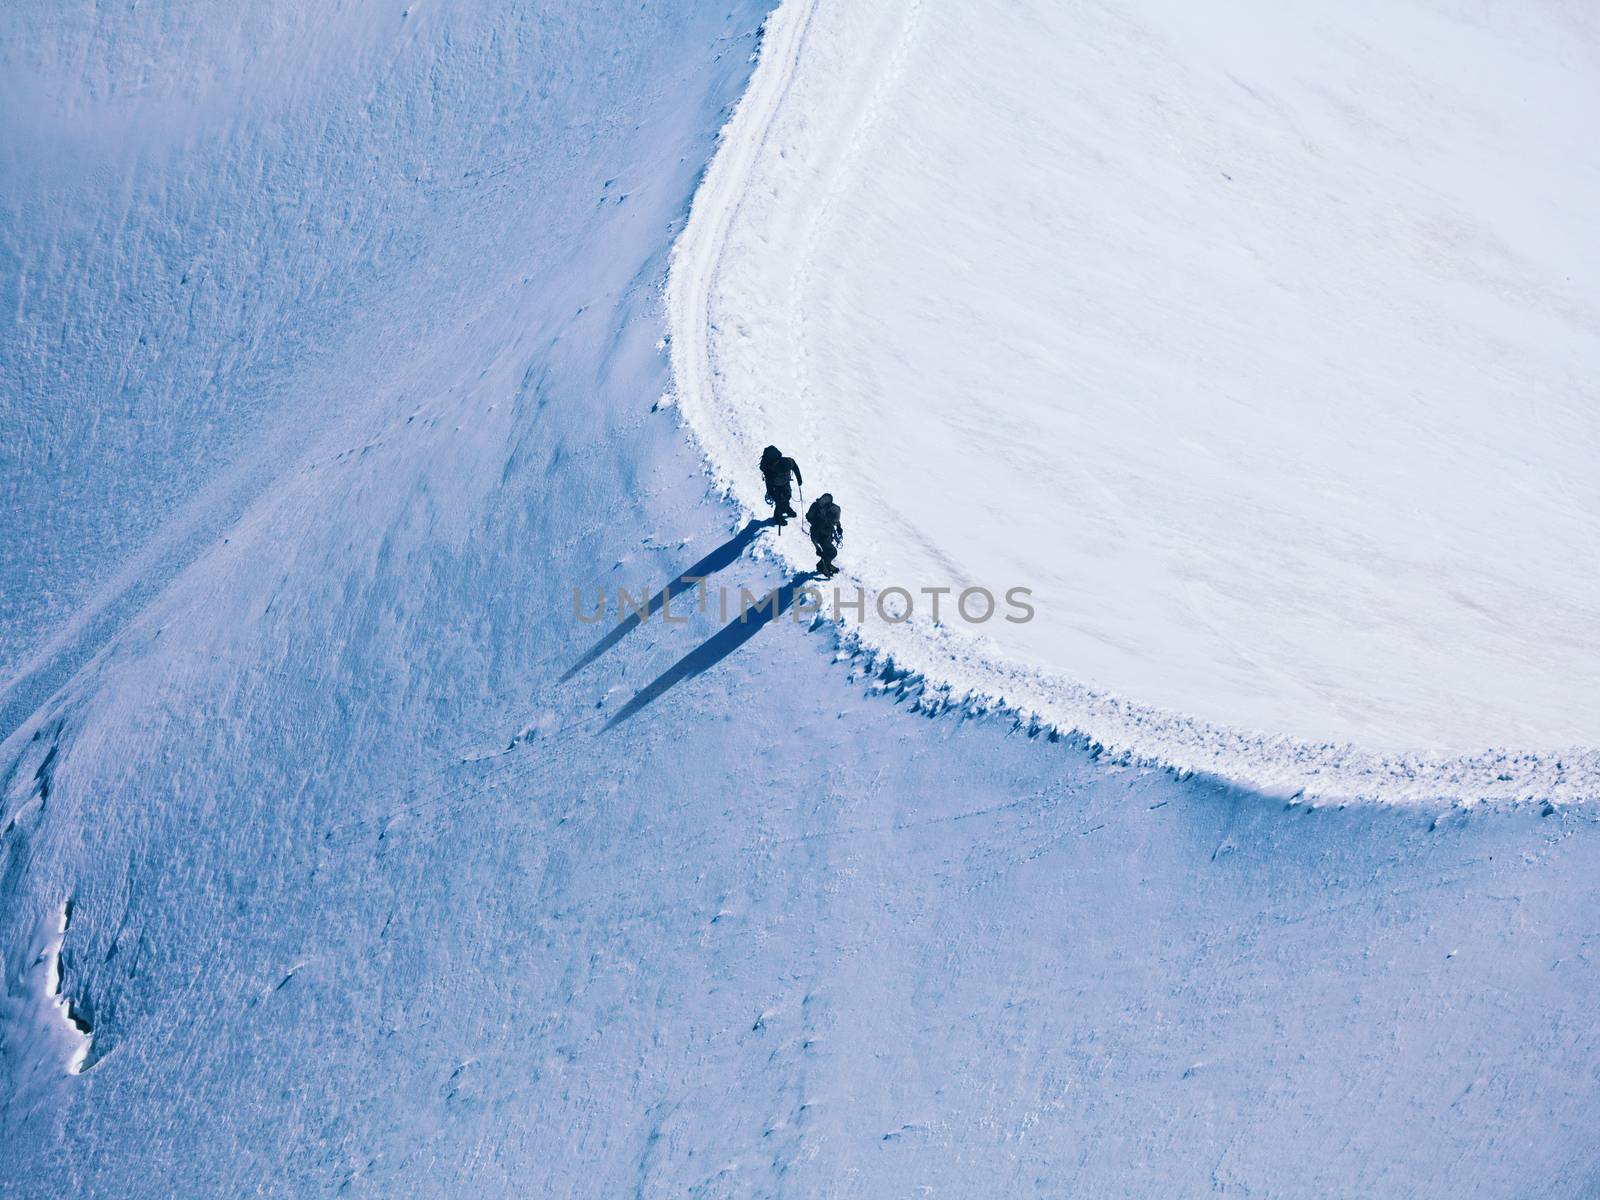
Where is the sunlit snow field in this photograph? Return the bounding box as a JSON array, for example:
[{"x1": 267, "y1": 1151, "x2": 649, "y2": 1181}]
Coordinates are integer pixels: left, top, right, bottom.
[
  {"x1": 7, "y1": 0, "x2": 1600, "y2": 1195},
  {"x1": 674, "y1": 0, "x2": 1600, "y2": 796}
]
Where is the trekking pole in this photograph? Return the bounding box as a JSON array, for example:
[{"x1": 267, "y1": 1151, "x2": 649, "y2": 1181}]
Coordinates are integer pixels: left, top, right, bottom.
[{"x1": 797, "y1": 480, "x2": 808, "y2": 535}]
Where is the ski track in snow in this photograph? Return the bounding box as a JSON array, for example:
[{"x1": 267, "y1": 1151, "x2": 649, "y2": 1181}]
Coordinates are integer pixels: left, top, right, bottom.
[{"x1": 668, "y1": 0, "x2": 1600, "y2": 807}]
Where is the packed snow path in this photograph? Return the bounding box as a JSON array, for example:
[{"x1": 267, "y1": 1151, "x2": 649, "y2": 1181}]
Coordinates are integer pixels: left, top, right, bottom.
[
  {"x1": 4, "y1": 1, "x2": 1600, "y2": 1196},
  {"x1": 671, "y1": 0, "x2": 1600, "y2": 803}
]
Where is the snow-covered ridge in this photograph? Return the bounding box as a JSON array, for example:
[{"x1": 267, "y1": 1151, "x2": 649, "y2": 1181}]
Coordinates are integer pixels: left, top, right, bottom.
[{"x1": 669, "y1": 0, "x2": 1600, "y2": 805}]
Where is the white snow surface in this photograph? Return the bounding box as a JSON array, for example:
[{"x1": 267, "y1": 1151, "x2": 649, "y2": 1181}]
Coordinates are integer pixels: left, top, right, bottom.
[
  {"x1": 6, "y1": 1, "x2": 1600, "y2": 1196},
  {"x1": 671, "y1": 0, "x2": 1600, "y2": 803}
]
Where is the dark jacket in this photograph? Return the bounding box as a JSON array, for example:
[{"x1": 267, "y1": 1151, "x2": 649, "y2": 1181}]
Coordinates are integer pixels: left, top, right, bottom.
[
  {"x1": 806, "y1": 498, "x2": 842, "y2": 545},
  {"x1": 761, "y1": 453, "x2": 802, "y2": 498}
]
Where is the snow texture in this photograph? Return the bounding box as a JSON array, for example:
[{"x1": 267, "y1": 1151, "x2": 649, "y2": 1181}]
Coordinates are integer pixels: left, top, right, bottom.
[
  {"x1": 670, "y1": 0, "x2": 1600, "y2": 804},
  {"x1": 4, "y1": 1, "x2": 1600, "y2": 1196}
]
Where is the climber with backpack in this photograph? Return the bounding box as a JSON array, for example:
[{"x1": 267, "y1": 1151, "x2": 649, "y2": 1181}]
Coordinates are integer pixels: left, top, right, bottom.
[
  {"x1": 805, "y1": 492, "x2": 843, "y2": 578},
  {"x1": 759, "y1": 445, "x2": 804, "y2": 528}
]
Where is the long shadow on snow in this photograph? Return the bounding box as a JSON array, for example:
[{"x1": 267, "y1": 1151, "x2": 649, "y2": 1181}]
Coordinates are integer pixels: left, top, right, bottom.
[
  {"x1": 604, "y1": 571, "x2": 818, "y2": 729},
  {"x1": 561, "y1": 518, "x2": 773, "y2": 683}
]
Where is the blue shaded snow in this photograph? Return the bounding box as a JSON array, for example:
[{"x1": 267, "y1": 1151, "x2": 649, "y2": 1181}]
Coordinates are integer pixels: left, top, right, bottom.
[{"x1": 2, "y1": 1, "x2": 1600, "y2": 1195}]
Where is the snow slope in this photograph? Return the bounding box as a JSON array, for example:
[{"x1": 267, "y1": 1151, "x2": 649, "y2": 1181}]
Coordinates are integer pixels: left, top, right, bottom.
[
  {"x1": 671, "y1": 0, "x2": 1600, "y2": 803},
  {"x1": 0, "y1": 0, "x2": 640, "y2": 744},
  {"x1": 5, "y1": 1, "x2": 1600, "y2": 1196}
]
